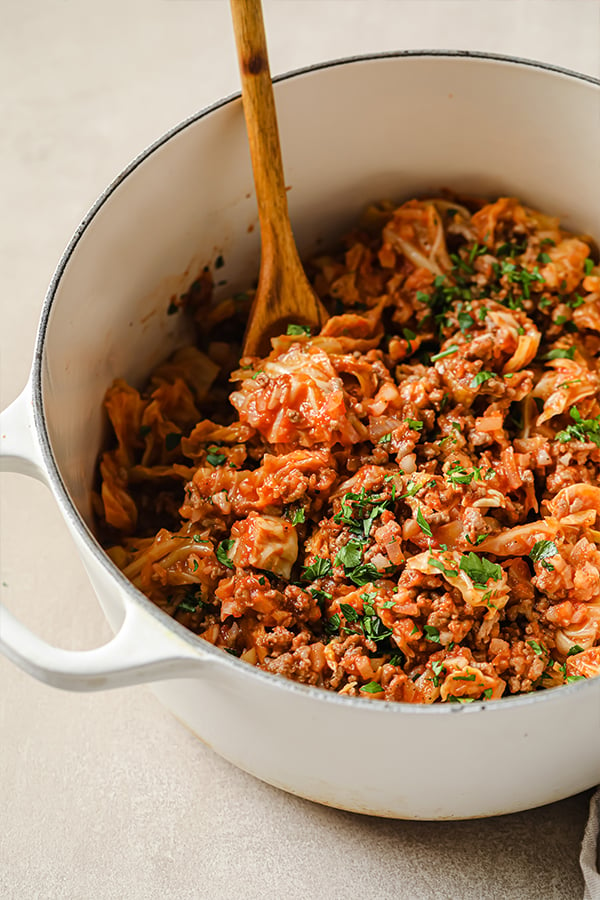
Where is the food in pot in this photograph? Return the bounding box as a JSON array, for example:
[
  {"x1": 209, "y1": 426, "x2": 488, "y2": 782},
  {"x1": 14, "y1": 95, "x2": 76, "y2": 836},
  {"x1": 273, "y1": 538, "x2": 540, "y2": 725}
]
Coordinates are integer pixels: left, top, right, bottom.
[{"x1": 96, "y1": 195, "x2": 600, "y2": 703}]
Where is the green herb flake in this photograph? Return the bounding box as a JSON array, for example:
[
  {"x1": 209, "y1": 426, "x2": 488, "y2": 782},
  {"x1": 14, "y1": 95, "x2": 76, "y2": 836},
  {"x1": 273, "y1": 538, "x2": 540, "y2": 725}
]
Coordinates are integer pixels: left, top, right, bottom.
[
  {"x1": 416, "y1": 507, "x2": 433, "y2": 537},
  {"x1": 302, "y1": 556, "x2": 333, "y2": 580},
  {"x1": 556, "y1": 408, "x2": 600, "y2": 447},
  {"x1": 428, "y1": 557, "x2": 458, "y2": 578},
  {"x1": 459, "y1": 552, "x2": 502, "y2": 588},
  {"x1": 584, "y1": 258, "x2": 594, "y2": 276},
  {"x1": 566, "y1": 675, "x2": 586, "y2": 684},
  {"x1": 291, "y1": 507, "x2": 306, "y2": 525},
  {"x1": 216, "y1": 539, "x2": 235, "y2": 569},
  {"x1": 431, "y1": 344, "x2": 459, "y2": 362},
  {"x1": 483, "y1": 688, "x2": 493, "y2": 700},
  {"x1": 471, "y1": 370, "x2": 494, "y2": 388},
  {"x1": 529, "y1": 540, "x2": 558, "y2": 571},
  {"x1": 405, "y1": 418, "x2": 424, "y2": 431},
  {"x1": 567, "y1": 645, "x2": 584, "y2": 657},
  {"x1": 424, "y1": 625, "x2": 441, "y2": 644},
  {"x1": 206, "y1": 448, "x2": 226, "y2": 466},
  {"x1": 335, "y1": 541, "x2": 363, "y2": 570},
  {"x1": 543, "y1": 346, "x2": 576, "y2": 361},
  {"x1": 537, "y1": 252, "x2": 552, "y2": 264},
  {"x1": 360, "y1": 681, "x2": 384, "y2": 694},
  {"x1": 286, "y1": 323, "x2": 311, "y2": 336},
  {"x1": 528, "y1": 640, "x2": 546, "y2": 657},
  {"x1": 339, "y1": 602, "x2": 360, "y2": 623}
]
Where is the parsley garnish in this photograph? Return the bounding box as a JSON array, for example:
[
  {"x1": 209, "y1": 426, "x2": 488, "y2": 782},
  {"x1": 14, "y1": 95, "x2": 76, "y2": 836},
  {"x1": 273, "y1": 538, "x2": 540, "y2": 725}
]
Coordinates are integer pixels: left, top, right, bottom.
[
  {"x1": 528, "y1": 640, "x2": 546, "y2": 657},
  {"x1": 339, "y1": 602, "x2": 360, "y2": 623},
  {"x1": 471, "y1": 371, "x2": 494, "y2": 388},
  {"x1": 566, "y1": 675, "x2": 586, "y2": 684},
  {"x1": 459, "y1": 552, "x2": 502, "y2": 587},
  {"x1": 291, "y1": 507, "x2": 306, "y2": 525},
  {"x1": 500, "y1": 261, "x2": 545, "y2": 298},
  {"x1": 446, "y1": 462, "x2": 472, "y2": 485},
  {"x1": 431, "y1": 344, "x2": 459, "y2": 362},
  {"x1": 286, "y1": 323, "x2": 311, "y2": 336},
  {"x1": 334, "y1": 487, "x2": 393, "y2": 540},
  {"x1": 556, "y1": 408, "x2": 600, "y2": 446},
  {"x1": 405, "y1": 418, "x2": 424, "y2": 431},
  {"x1": 302, "y1": 556, "x2": 333, "y2": 580},
  {"x1": 361, "y1": 682, "x2": 384, "y2": 694},
  {"x1": 335, "y1": 541, "x2": 363, "y2": 570},
  {"x1": 216, "y1": 539, "x2": 234, "y2": 569},
  {"x1": 206, "y1": 448, "x2": 226, "y2": 466},
  {"x1": 424, "y1": 625, "x2": 441, "y2": 644},
  {"x1": 543, "y1": 346, "x2": 576, "y2": 361},
  {"x1": 567, "y1": 645, "x2": 584, "y2": 657},
  {"x1": 584, "y1": 258, "x2": 594, "y2": 276},
  {"x1": 529, "y1": 540, "x2": 558, "y2": 571},
  {"x1": 416, "y1": 507, "x2": 432, "y2": 537},
  {"x1": 428, "y1": 557, "x2": 458, "y2": 578}
]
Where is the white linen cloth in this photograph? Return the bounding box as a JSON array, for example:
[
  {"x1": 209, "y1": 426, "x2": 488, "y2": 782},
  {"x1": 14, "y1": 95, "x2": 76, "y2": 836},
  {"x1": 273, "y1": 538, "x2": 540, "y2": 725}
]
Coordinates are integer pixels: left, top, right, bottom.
[{"x1": 582, "y1": 788, "x2": 600, "y2": 899}]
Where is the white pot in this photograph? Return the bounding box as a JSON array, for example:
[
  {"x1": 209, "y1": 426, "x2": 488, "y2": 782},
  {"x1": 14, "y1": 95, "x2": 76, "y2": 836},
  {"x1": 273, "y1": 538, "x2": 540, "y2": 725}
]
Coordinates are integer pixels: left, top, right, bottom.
[{"x1": 1, "y1": 52, "x2": 599, "y2": 819}]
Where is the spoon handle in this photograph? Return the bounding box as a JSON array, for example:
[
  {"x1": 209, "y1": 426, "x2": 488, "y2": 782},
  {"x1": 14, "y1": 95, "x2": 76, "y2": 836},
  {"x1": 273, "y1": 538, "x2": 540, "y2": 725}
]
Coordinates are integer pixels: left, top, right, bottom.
[{"x1": 230, "y1": 0, "x2": 294, "y2": 253}]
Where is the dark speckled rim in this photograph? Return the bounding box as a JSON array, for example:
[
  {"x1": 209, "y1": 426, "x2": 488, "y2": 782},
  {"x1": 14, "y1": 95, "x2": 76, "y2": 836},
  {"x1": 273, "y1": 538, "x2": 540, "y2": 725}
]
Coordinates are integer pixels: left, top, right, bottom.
[{"x1": 30, "y1": 50, "x2": 600, "y2": 713}]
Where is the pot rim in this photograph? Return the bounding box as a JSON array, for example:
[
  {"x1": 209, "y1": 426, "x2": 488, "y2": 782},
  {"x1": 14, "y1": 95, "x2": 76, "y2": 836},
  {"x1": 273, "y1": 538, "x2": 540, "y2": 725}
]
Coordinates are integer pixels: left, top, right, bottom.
[{"x1": 32, "y1": 49, "x2": 600, "y2": 715}]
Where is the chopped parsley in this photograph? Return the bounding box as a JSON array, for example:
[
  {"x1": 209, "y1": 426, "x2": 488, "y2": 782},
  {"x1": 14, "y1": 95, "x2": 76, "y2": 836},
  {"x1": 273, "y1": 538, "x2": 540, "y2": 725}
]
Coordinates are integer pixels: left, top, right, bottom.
[
  {"x1": 335, "y1": 541, "x2": 363, "y2": 570},
  {"x1": 405, "y1": 418, "x2": 424, "y2": 431},
  {"x1": 543, "y1": 345, "x2": 576, "y2": 361},
  {"x1": 206, "y1": 448, "x2": 226, "y2": 466},
  {"x1": 529, "y1": 540, "x2": 558, "y2": 571},
  {"x1": 459, "y1": 552, "x2": 502, "y2": 588},
  {"x1": 216, "y1": 539, "x2": 234, "y2": 569},
  {"x1": 290, "y1": 507, "x2": 306, "y2": 525},
  {"x1": 431, "y1": 344, "x2": 459, "y2": 362},
  {"x1": 584, "y1": 258, "x2": 594, "y2": 276},
  {"x1": 286, "y1": 323, "x2": 311, "y2": 336},
  {"x1": 428, "y1": 557, "x2": 458, "y2": 578},
  {"x1": 556, "y1": 408, "x2": 600, "y2": 446},
  {"x1": 334, "y1": 487, "x2": 394, "y2": 540},
  {"x1": 500, "y1": 261, "x2": 545, "y2": 298},
  {"x1": 361, "y1": 682, "x2": 384, "y2": 694},
  {"x1": 567, "y1": 645, "x2": 584, "y2": 657},
  {"x1": 471, "y1": 370, "x2": 494, "y2": 388},
  {"x1": 424, "y1": 625, "x2": 441, "y2": 644},
  {"x1": 528, "y1": 640, "x2": 546, "y2": 657},
  {"x1": 446, "y1": 462, "x2": 472, "y2": 485},
  {"x1": 302, "y1": 556, "x2": 333, "y2": 580},
  {"x1": 416, "y1": 506, "x2": 433, "y2": 537},
  {"x1": 339, "y1": 602, "x2": 360, "y2": 623}
]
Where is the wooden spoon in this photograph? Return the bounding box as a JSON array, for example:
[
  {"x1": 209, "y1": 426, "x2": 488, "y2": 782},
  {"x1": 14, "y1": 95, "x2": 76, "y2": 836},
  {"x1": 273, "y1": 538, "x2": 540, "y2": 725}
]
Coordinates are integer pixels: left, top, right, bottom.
[{"x1": 230, "y1": 0, "x2": 328, "y2": 357}]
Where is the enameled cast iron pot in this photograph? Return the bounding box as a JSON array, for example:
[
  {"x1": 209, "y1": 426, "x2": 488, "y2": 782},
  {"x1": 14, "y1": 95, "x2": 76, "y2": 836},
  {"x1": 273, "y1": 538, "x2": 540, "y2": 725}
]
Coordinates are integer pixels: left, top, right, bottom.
[{"x1": 1, "y1": 52, "x2": 599, "y2": 820}]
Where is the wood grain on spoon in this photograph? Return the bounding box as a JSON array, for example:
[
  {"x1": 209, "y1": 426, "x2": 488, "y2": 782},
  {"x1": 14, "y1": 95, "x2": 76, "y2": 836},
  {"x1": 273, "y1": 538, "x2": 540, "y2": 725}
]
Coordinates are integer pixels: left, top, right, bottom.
[{"x1": 230, "y1": 0, "x2": 328, "y2": 357}]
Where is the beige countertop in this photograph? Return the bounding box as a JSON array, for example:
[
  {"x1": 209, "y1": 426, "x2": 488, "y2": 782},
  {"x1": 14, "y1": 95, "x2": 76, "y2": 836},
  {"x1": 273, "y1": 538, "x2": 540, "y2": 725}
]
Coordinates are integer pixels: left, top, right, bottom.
[{"x1": 1, "y1": 2, "x2": 599, "y2": 898}]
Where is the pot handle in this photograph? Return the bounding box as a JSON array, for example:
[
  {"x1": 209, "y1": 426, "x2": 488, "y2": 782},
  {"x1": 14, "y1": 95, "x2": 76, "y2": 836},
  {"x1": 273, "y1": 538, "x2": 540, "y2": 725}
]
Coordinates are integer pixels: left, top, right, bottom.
[{"x1": 0, "y1": 387, "x2": 206, "y2": 691}]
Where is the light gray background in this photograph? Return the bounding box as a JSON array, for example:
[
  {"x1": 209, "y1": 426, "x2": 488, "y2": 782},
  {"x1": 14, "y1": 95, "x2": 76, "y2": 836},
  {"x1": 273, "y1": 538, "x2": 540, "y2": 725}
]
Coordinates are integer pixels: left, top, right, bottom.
[{"x1": 1, "y1": 1, "x2": 599, "y2": 898}]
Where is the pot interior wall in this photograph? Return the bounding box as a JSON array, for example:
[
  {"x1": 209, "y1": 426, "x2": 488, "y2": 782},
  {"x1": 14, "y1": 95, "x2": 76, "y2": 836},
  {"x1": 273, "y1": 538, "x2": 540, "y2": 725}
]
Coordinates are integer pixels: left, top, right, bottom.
[{"x1": 39, "y1": 55, "x2": 600, "y2": 528}]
